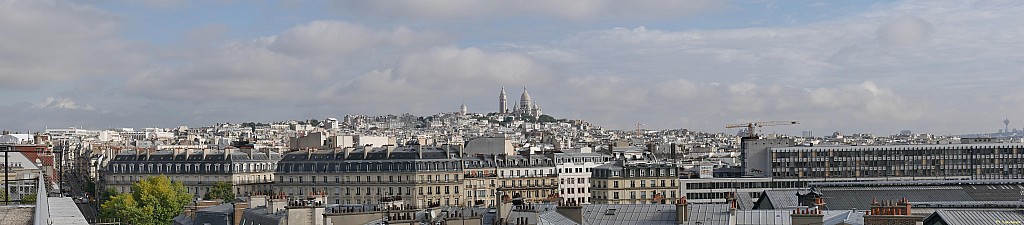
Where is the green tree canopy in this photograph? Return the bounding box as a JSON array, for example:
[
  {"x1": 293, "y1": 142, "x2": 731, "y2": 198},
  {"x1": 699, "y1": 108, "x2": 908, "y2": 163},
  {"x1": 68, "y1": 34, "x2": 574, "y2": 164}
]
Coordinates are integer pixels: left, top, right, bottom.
[
  {"x1": 203, "y1": 182, "x2": 235, "y2": 201},
  {"x1": 101, "y1": 175, "x2": 193, "y2": 225},
  {"x1": 538, "y1": 115, "x2": 556, "y2": 123},
  {"x1": 20, "y1": 194, "x2": 36, "y2": 204}
]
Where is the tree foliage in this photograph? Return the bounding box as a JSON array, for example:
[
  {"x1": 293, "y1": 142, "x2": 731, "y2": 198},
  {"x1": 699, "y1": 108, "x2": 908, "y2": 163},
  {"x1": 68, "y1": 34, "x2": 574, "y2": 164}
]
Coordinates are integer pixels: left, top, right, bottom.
[
  {"x1": 203, "y1": 182, "x2": 235, "y2": 201},
  {"x1": 20, "y1": 193, "x2": 36, "y2": 204},
  {"x1": 101, "y1": 175, "x2": 193, "y2": 225},
  {"x1": 538, "y1": 115, "x2": 556, "y2": 123}
]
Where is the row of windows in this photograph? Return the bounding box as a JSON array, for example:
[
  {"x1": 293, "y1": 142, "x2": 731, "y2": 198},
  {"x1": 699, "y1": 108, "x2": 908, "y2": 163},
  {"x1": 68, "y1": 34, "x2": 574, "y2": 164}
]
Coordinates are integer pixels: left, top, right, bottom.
[
  {"x1": 279, "y1": 174, "x2": 460, "y2": 184},
  {"x1": 593, "y1": 190, "x2": 677, "y2": 201},
  {"x1": 558, "y1": 167, "x2": 593, "y2": 174},
  {"x1": 592, "y1": 179, "x2": 677, "y2": 189},
  {"x1": 278, "y1": 185, "x2": 460, "y2": 196},
  {"x1": 110, "y1": 162, "x2": 275, "y2": 174},
  {"x1": 278, "y1": 160, "x2": 461, "y2": 173}
]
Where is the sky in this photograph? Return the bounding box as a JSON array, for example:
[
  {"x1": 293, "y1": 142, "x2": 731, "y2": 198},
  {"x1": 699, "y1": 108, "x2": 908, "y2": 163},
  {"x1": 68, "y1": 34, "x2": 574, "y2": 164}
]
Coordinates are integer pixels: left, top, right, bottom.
[{"x1": 2, "y1": 0, "x2": 1024, "y2": 136}]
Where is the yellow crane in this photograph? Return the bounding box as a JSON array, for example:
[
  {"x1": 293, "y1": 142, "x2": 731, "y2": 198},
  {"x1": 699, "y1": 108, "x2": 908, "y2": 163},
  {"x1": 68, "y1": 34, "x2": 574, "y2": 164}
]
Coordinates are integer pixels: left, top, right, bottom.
[
  {"x1": 726, "y1": 121, "x2": 799, "y2": 138},
  {"x1": 635, "y1": 123, "x2": 645, "y2": 136}
]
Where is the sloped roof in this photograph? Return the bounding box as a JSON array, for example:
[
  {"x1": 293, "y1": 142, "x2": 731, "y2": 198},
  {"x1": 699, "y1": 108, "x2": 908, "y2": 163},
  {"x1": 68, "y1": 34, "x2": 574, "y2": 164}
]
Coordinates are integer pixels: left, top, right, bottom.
[
  {"x1": 925, "y1": 209, "x2": 1024, "y2": 225},
  {"x1": 755, "y1": 189, "x2": 803, "y2": 210},
  {"x1": 817, "y1": 186, "x2": 973, "y2": 210},
  {"x1": 583, "y1": 204, "x2": 678, "y2": 225}
]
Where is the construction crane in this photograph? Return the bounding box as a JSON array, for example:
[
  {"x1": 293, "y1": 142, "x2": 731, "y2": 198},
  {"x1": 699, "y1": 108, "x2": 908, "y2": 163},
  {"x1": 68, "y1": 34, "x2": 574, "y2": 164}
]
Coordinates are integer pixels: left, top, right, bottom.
[
  {"x1": 726, "y1": 121, "x2": 799, "y2": 138},
  {"x1": 635, "y1": 123, "x2": 645, "y2": 136}
]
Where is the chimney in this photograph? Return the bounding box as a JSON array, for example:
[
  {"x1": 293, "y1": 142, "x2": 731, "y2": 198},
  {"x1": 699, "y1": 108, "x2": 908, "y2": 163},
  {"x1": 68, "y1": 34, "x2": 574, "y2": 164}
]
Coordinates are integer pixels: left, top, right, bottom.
[
  {"x1": 813, "y1": 196, "x2": 826, "y2": 210},
  {"x1": 417, "y1": 145, "x2": 423, "y2": 159},
  {"x1": 556, "y1": 200, "x2": 583, "y2": 224},
  {"x1": 249, "y1": 195, "x2": 267, "y2": 209},
  {"x1": 728, "y1": 193, "x2": 738, "y2": 225},
  {"x1": 670, "y1": 144, "x2": 677, "y2": 161},
  {"x1": 675, "y1": 196, "x2": 689, "y2": 223},
  {"x1": 790, "y1": 207, "x2": 824, "y2": 225},
  {"x1": 385, "y1": 145, "x2": 396, "y2": 159},
  {"x1": 865, "y1": 197, "x2": 923, "y2": 225},
  {"x1": 226, "y1": 147, "x2": 236, "y2": 159},
  {"x1": 268, "y1": 195, "x2": 286, "y2": 214},
  {"x1": 233, "y1": 202, "x2": 248, "y2": 225},
  {"x1": 343, "y1": 147, "x2": 354, "y2": 159},
  {"x1": 363, "y1": 146, "x2": 371, "y2": 159},
  {"x1": 444, "y1": 145, "x2": 451, "y2": 159}
]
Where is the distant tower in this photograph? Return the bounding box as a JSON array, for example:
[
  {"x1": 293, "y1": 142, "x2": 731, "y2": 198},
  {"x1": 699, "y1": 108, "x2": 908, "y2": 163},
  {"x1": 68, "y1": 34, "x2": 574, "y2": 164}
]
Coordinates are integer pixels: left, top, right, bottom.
[
  {"x1": 1004, "y1": 118, "x2": 1010, "y2": 133},
  {"x1": 499, "y1": 87, "x2": 507, "y2": 113},
  {"x1": 460, "y1": 104, "x2": 468, "y2": 115}
]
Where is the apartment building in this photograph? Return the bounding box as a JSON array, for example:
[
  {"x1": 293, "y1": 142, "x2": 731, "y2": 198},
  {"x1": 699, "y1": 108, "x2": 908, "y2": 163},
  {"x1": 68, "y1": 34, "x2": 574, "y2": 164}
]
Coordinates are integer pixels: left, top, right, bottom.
[
  {"x1": 590, "y1": 156, "x2": 681, "y2": 204},
  {"x1": 553, "y1": 152, "x2": 611, "y2": 204},
  {"x1": 769, "y1": 143, "x2": 1024, "y2": 180},
  {"x1": 103, "y1": 147, "x2": 280, "y2": 198},
  {"x1": 273, "y1": 145, "x2": 464, "y2": 208},
  {"x1": 493, "y1": 154, "x2": 558, "y2": 204},
  {"x1": 463, "y1": 156, "x2": 498, "y2": 207}
]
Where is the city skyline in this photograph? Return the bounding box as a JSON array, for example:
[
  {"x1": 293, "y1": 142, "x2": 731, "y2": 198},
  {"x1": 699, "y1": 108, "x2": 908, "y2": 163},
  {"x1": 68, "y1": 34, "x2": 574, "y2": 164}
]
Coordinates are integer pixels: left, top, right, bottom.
[{"x1": 2, "y1": 0, "x2": 1024, "y2": 135}]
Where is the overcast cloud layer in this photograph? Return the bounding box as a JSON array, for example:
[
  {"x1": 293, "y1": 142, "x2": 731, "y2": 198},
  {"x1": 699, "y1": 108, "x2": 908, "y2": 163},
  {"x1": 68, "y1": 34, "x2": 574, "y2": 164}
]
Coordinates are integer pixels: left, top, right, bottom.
[{"x1": 2, "y1": 0, "x2": 1023, "y2": 135}]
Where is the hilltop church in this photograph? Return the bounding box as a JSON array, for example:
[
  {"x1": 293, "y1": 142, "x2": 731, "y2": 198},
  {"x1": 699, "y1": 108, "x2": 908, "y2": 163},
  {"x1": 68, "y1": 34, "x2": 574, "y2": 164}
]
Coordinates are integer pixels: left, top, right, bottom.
[{"x1": 499, "y1": 87, "x2": 542, "y2": 118}]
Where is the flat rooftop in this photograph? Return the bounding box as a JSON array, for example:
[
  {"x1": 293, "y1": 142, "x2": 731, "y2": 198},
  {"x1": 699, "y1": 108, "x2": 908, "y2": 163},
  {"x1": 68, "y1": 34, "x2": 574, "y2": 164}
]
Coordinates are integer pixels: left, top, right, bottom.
[{"x1": 0, "y1": 205, "x2": 34, "y2": 225}]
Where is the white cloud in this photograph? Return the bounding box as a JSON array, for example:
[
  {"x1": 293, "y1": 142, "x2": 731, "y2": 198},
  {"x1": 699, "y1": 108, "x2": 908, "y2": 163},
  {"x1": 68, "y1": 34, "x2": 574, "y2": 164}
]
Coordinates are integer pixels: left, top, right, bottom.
[
  {"x1": 508, "y1": 0, "x2": 1024, "y2": 133},
  {"x1": 267, "y1": 21, "x2": 448, "y2": 59},
  {"x1": 877, "y1": 15, "x2": 934, "y2": 45},
  {"x1": 0, "y1": 0, "x2": 144, "y2": 88},
  {"x1": 334, "y1": 0, "x2": 722, "y2": 21},
  {"x1": 126, "y1": 20, "x2": 449, "y2": 102},
  {"x1": 32, "y1": 97, "x2": 94, "y2": 111},
  {"x1": 320, "y1": 46, "x2": 553, "y2": 114}
]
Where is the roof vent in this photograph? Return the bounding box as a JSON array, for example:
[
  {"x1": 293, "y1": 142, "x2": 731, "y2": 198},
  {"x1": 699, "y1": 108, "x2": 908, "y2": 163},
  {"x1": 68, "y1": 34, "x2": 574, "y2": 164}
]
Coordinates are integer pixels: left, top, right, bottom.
[{"x1": 604, "y1": 209, "x2": 616, "y2": 215}]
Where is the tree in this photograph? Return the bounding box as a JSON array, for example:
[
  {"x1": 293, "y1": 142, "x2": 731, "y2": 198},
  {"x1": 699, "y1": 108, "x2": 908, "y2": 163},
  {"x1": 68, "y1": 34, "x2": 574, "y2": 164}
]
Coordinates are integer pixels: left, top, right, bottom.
[
  {"x1": 101, "y1": 175, "x2": 192, "y2": 225},
  {"x1": 100, "y1": 187, "x2": 118, "y2": 203},
  {"x1": 203, "y1": 182, "x2": 235, "y2": 201},
  {"x1": 20, "y1": 194, "x2": 36, "y2": 204},
  {"x1": 538, "y1": 115, "x2": 556, "y2": 123}
]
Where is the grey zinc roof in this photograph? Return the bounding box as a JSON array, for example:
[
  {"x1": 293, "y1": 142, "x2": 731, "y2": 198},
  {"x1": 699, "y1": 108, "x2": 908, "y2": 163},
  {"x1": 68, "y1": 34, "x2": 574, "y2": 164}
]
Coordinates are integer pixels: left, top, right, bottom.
[
  {"x1": 926, "y1": 209, "x2": 1024, "y2": 225},
  {"x1": 582, "y1": 204, "x2": 678, "y2": 225},
  {"x1": 537, "y1": 210, "x2": 578, "y2": 225},
  {"x1": 822, "y1": 210, "x2": 865, "y2": 225},
  {"x1": 684, "y1": 203, "x2": 732, "y2": 225},
  {"x1": 961, "y1": 184, "x2": 1024, "y2": 201},
  {"x1": 735, "y1": 210, "x2": 791, "y2": 225},
  {"x1": 735, "y1": 192, "x2": 755, "y2": 210},
  {"x1": 816, "y1": 186, "x2": 973, "y2": 210},
  {"x1": 240, "y1": 207, "x2": 284, "y2": 225},
  {"x1": 757, "y1": 189, "x2": 802, "y2": 210}
]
